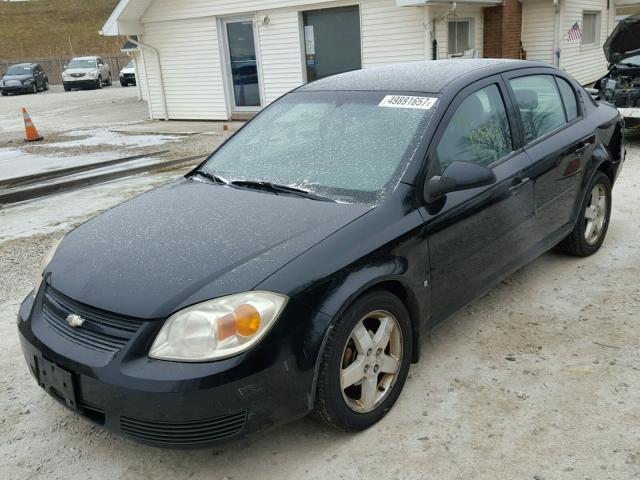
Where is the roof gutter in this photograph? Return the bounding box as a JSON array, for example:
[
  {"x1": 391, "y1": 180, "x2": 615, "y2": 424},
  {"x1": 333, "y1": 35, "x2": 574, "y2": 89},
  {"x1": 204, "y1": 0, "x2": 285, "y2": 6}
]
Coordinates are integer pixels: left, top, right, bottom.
[{"x1": 127, "y1": 35, "x2": 168, "y2": 121}]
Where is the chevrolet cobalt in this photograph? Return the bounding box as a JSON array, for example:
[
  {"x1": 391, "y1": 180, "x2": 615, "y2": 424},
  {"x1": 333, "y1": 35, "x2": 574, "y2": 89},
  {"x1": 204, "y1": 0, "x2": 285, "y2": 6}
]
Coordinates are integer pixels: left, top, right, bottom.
[{"x1": 18, "y1": 60, "x2": 624, "y2": 448}]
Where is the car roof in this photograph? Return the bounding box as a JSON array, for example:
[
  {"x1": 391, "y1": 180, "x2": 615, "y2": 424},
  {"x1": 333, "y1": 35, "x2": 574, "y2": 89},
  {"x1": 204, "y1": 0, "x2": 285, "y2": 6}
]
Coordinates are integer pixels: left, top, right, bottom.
[
  {"x1": 10, "y1": 63, "x2": 33, "y2": 68},
  {"x1": 73, "y1": 56, "x2": 98, "y2": 60},
  {"x1": 298, "y1": 59, "x2": 553, "y2": 94}
]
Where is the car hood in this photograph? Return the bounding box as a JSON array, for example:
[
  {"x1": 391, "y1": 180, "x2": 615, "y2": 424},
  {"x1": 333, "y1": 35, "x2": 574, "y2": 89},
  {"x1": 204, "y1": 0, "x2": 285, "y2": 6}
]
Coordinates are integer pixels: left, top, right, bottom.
[
  {"x1": 120, "y1": 68, "x2": 135, "y2": 74},
  {"x1": 604, "y1": 16, "x2": 640, "y2": 64},
  {"x1": 46, "y1": 178, "x2": 371, "y2": 319},
  {"x1": 2, "y1": 74, "x2": 32, "y2": 82}
]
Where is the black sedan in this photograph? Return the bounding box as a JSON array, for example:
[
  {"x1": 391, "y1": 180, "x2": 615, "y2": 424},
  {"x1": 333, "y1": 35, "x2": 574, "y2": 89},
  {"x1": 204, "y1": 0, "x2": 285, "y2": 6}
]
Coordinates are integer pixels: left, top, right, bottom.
[
  {"x1": 18, "y1": 60, "x2": 624, "y2": 448},
  {"x1": 1, "y1": 63, "x2": 49, "y2": 96}
]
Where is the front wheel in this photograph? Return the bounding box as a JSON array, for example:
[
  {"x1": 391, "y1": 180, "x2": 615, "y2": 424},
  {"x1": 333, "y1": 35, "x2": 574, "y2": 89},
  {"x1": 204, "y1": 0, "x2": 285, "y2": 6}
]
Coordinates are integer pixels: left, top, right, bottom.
[
  {"x1": 106, "y1": 74, "x2": 113, "y2": 86},
  {"x1": 96, "y1": 77, "x2": 103, "y2": 89},
  {"x1": 43, "y1": 79, "x2": 49, "y2": 91},
  {"x1": 31, "y1": 83, "x2": 38, "y2": 94},
  {"x1": 558, "y1": 171, "x2": 612, "y2": 256},
  {"x1": 313, "y1": 290, "x2": 412, "y2": 431}
]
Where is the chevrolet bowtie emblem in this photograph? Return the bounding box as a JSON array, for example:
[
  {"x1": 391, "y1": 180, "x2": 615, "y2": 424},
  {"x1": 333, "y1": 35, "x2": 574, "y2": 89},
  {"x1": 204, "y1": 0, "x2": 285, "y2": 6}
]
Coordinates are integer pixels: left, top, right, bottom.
[{"x1": 66, "y1": 314, "x2": 85, "y2": 328}]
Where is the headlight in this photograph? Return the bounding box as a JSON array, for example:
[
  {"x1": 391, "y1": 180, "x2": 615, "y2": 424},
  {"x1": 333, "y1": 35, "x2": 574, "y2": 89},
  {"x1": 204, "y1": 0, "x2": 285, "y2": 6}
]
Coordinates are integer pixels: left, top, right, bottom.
[
  {"x1": 23, "y1": 79, "x2": 33, "y2": 85},
  {"x1": 34, "y1": 237, "x2": 63, "y2": 291},
  {"x1": 62, "y1": 72, "x2": 69, "y2": 79},
  {"x1": 149, "y1": 291, "x2": 288, "y2": 362},
  {"x1": 88, "y1": 71, "x2": 98, "y2": 79}
]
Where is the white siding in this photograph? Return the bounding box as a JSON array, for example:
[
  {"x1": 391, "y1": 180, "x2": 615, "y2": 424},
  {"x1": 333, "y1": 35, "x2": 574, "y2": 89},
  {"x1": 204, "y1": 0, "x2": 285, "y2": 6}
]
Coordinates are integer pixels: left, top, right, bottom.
[
  {"x1": 360, "y1": 0, "x2": 426, "y2": 67},
  {"x1": 142, "y1": 17, "x2": 227, "y2": 120},
  {"x1": 143, "y1": 0, "x2": 335, "y2": 23},
  {"x1": 559, "y1": 0, "x2": 613, "y2": 84},
  {"x1": 521, "y1": 0, "x2": 556, "y2": 65},
  {"x1": 431, "y1": 5, "x2": 485, "y2": 59},
  {"x1": 132, "y1": 51, "x2": 148, "y2": 101},
  {"x1": 257, "y1": 9, "x2": 305, "y2": 104}
]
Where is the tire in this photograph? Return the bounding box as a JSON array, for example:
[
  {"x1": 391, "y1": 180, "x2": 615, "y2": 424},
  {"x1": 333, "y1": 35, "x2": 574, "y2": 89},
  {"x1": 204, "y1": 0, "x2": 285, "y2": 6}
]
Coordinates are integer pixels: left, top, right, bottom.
[
  {"x1": 313, "y1": 290, "x2": 413, "y2": 431},
  {"x1": 107, "y1": 75, "x2": 113, "y2": 86},
  {"x1": 558, "y1": 171, "x2": 612, "y2": 257},
  {"x1": 31, "y1": 83, "x2": 38, "y2": 94},
  {"x1": 120, "y1": 81, "x2": 127, "y2": 87},
  {"x1": 64, "y1": 85, "x2": 71, "y2": 92},
  {"x1": 96, "y1": 77, "x2": 103, "y2": 89},
  {"x1": 44, "y1": 79, "x2": 49, "y2": 91},
  {"x1": 1, "y1": 91, "x2": 8, "y2": 96}
]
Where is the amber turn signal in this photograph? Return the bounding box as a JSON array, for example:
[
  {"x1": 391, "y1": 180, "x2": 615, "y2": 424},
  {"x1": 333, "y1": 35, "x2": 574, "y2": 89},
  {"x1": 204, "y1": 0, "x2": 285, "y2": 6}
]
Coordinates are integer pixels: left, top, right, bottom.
[{"x1": 217, "y1": 304, "x2": 261, "y2": 340}]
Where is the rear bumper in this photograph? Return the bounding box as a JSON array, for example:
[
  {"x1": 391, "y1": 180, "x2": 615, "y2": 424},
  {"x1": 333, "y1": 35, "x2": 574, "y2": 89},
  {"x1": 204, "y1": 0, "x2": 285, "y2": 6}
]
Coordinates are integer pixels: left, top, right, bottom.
[{"x1": 17, "y1": 288, "x2": 317, "y2": 448}]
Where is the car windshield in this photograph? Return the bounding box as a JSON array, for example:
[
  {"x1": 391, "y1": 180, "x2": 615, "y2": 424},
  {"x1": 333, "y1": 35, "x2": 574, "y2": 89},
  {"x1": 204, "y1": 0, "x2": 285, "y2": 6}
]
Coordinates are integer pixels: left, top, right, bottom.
[
  {"x1": 200, "y1": 91, "x2": 437, "y2": 204},
  {"x1": 68, "y1": 59, "x2": 96, "y2": 69},
  {"x1": 6, "y1": 65, "x2": 32, "y2": 75},
  {"x1": 620, "y1": 54, "x2": 640, "y2": 66}
]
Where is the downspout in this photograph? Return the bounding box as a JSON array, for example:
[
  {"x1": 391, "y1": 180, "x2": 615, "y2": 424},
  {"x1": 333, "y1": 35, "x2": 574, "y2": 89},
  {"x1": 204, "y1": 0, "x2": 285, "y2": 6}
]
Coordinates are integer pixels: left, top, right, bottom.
[
  {"x1": 127, "y1": 35, "x2": 169, "y2": 121},
  {"x1": 553, "y1": 0, "x2": 561, "y2": 68},
  {"x1": 126, "y1": 51, "x2": 143, "y2": 101}
]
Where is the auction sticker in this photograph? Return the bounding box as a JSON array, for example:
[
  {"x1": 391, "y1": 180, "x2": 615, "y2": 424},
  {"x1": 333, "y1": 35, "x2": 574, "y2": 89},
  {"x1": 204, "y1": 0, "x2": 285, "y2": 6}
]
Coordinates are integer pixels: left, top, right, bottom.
[{"x1": 379, "y1": 95, "x2": 437, "y2": 110}]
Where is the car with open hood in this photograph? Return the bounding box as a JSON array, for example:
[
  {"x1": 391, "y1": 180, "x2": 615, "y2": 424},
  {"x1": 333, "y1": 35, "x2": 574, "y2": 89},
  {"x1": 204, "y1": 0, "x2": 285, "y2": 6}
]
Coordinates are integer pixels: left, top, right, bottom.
[
  {"x1": 18, "y1": 59, "x2": 624, "y2": 448},
  {"x1": 595, "y1": 15, "x2": 640, "y2": 126},
  {"x1": 0, "y1": 63, "x2": 49, "y2": 96}
]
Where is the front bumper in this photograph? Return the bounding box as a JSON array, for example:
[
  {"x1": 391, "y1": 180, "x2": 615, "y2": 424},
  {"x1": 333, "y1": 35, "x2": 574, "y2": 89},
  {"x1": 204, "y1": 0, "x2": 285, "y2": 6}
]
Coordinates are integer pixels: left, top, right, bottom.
[
  {"x1": 17, "y1": 286, "x2": 317, "y2": 448},
  {"x1": 63, "y1": 79, "x2": 99, "y2": 89},
  {"x1": 1, "y1": 84, "x2": 31, "y2": 93}
]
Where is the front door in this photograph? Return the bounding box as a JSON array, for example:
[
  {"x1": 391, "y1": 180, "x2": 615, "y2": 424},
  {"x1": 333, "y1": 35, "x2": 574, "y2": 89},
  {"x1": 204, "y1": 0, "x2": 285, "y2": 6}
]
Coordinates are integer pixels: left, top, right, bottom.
[
  {"x1": 422, "y1": 77, "x2": 537, "y2": 322},
  {"x1": 223, "y1": 18, "x2": 262, "y2": 113}
]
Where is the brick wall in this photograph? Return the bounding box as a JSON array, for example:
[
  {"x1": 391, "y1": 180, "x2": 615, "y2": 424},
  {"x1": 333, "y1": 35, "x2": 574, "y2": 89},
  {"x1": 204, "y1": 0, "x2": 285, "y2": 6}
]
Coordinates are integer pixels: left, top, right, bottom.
[{"x1": 483, "y1": 0, "x2": 523, "y2": 59}]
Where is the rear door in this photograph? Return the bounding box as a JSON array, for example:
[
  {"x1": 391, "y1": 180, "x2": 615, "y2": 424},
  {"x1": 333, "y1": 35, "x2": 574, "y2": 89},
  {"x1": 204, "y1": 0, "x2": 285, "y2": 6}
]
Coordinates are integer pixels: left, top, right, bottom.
[
  {"x1": 503, "y1": 70, "x2": 595, "y2": 239},
  {"x1": 421, "y1": 75, "x2": 537, "y2": 322}
]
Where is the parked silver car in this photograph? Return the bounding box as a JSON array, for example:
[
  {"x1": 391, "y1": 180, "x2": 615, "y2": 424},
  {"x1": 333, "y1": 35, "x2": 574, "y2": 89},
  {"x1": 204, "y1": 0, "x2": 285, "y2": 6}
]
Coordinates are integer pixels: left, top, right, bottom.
[{"x1": 62, "y1": 56, "x2": 112, "y2": 91}]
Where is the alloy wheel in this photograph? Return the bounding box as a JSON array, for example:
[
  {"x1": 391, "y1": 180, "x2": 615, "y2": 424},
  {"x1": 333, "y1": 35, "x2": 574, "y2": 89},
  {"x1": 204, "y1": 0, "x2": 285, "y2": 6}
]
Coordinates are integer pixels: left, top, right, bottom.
[
  {"x1": 584, "y1": 184, "x2": 608, "y2": 245},
  {"x1": 340, "y1": 310, "x2": 403, "y2": 413}
]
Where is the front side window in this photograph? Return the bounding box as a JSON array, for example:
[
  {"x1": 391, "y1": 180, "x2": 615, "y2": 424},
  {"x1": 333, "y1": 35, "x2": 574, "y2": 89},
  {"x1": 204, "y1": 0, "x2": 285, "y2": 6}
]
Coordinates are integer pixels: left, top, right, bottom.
[
  {"x1": 201, "y1": 91, "x2": 437, "y2": 204},
  {"x1": 510, "y1": 75, "x2": 566, "y2": 144},
  {"x1": 582, "y1": 12, "x2": 600, "y2": 45},
  {"x1": 556, "y1": 77, "x2": 579, "y2": 121},
  {"x1": 448, "y1": 19, "x2": 474, "y2": 56},
  {"x1": 436, "y1": 84, "x2": 513, "y2": 169}
]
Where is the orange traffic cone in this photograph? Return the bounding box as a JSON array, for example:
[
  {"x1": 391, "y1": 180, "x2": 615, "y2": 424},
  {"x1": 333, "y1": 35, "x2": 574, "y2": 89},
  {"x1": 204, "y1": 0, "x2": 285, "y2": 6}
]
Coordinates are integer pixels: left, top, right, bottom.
[{"x1": 23, "y1": 108, "x2": 43, "y2": 142}]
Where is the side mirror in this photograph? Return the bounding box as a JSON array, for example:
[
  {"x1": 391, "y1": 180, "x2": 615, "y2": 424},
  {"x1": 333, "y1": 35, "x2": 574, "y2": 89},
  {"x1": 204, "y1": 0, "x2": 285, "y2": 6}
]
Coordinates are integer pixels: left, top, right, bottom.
[
  {"x1": 584, "y1": 87, "x2": 601, "y2": 101},
  {"x1": 424, "y1": 161, "x2": 496, "y2": 203},
  {"x1": 64, "y1": 65, "x2": 68, "y2": 69}
]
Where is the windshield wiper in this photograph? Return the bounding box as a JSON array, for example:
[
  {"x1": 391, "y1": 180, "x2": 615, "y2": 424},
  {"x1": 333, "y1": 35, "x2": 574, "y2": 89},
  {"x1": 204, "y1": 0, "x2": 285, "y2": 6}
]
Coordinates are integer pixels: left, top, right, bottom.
[
  {"x1": 191, "y1": 170, "x2": 230, "y2": 185},
  {"x1": 231, "y1": 180, "x2": 334, "y2": 202}
]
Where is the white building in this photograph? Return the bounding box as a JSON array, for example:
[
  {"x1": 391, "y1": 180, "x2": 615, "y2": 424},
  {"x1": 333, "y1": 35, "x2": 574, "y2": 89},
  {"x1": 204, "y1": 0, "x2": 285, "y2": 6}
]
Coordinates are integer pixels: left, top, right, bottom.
[{"x1": 102, "y1": 0, "x2": 623, "y2": 121}]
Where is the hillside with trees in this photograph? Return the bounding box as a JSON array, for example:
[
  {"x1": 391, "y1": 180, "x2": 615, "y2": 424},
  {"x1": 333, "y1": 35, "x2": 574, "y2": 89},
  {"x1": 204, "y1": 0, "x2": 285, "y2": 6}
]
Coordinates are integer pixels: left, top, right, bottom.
[{"x1": 0, "y1": 0, "x2": 123, "y2": 61}]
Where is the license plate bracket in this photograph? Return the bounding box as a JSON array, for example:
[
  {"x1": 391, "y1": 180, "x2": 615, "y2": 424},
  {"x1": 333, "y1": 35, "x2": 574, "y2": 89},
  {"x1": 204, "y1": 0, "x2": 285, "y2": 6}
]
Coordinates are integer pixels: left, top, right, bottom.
[{"x1": 37, "y1": 357, "x2": 77, "y2": 410}]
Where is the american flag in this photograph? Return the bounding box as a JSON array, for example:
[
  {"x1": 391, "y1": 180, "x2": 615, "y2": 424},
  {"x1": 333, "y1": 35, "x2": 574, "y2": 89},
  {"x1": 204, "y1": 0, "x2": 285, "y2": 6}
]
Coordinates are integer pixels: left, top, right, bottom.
[{"x1": 568, "y1": 22, "x2": 583, "y2": 42}]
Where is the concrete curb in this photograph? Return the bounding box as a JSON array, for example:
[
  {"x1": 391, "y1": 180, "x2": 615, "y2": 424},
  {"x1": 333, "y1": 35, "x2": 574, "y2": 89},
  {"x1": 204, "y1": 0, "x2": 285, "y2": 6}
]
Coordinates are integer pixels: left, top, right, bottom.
[
  {"x1": 0, "y1": 154, "x2": 205, "y2": 206},
  {"x1": 0, "y1": 150, "x2": 171, "y2": 190}
]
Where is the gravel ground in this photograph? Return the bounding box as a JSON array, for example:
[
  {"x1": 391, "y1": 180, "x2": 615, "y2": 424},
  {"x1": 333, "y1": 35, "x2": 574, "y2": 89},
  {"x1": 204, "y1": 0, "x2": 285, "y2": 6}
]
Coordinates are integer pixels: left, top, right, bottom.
[{"x1": 0, "y1": 132, "x2": 639, "y2": 480}]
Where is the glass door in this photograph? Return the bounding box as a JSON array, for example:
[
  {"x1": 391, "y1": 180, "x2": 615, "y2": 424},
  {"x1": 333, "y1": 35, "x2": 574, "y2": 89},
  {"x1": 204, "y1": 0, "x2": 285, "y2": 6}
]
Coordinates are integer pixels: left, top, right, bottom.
[{"x1": 223, "y1": 18, "x2": 261, "y2": 112}]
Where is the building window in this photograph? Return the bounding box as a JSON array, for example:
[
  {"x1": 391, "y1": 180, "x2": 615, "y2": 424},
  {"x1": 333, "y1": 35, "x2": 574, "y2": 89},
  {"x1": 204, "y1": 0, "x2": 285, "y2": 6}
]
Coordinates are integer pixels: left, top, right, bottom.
[
  {"x1": 448, "y1": 19, "x2": 474, "y2": 57},
  {"x1": 582, "y1": 12, "x2": 600, "y2": 45}
]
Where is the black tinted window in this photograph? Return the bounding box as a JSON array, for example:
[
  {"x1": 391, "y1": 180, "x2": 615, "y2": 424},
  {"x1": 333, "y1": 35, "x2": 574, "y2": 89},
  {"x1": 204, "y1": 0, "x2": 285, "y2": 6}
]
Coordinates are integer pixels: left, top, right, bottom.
[
  {"x1": 556, "y1": 77, "x2": 578, "y2": 121},
  {"x1": 436, "y1": 84, "x2": 513, "y2": 169},
  {"x1": 510, "y1": 75, "x2": 566, "y2": 143}
]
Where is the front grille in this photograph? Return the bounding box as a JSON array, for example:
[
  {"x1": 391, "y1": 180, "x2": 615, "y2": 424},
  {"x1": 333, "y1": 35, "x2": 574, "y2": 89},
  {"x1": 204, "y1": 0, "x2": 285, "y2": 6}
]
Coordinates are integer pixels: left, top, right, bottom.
[
  {"x1": 42, "y1": 286, "x2": 144, "y2": 354},
  {"x1": 121, "y1": 73, "x2": 135, "y2": 80},
  {"x1": 70, "y1": 73, "x2": 85, "y2": 78},
  {"x1": 120, "y1": 411, "x2": 248, "y2": 446}
]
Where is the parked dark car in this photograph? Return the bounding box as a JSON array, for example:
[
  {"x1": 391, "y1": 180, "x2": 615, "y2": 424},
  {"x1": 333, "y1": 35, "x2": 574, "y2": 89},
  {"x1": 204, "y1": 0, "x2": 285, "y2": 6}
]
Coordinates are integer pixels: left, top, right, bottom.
[
  {"x1": 0, "y1": 63, "x2": 49, "y2": 96},
  {"x1": 595, "y1": 15, "x2": 640, "y2": 126},
  {"x1": 18, "y1": 59, "x2": 624, "y2": 448}
]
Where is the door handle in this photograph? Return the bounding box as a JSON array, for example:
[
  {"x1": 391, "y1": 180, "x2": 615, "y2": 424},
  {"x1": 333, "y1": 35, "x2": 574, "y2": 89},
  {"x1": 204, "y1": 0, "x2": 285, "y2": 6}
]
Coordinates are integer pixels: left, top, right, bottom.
[
  {"x1": 509, "y1": 177, "x2": 531, "y2": 195},
  {"x1": 575, "y1": 142, "x2": 591, "y2": 157}
]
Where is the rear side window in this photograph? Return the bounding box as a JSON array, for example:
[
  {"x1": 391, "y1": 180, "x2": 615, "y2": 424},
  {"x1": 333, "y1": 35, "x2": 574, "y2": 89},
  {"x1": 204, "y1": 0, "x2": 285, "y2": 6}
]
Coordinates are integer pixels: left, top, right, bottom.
[
  {"x1": 436, "y1": 84, "x2": 513, "y2": 169},
  {"x1": 509, "y1": 75, "x2": 566, "y2": 143},
  {"x1": 556, "y1": 77, "x2": 578, "y2": 121}
]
